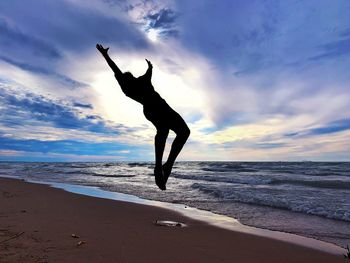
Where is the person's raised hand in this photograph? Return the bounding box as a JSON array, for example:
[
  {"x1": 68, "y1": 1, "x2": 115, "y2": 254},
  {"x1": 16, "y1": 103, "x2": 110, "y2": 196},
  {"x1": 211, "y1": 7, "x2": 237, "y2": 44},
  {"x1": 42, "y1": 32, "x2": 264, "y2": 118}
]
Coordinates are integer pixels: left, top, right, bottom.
[
  {"x1": 96, "y1": 44, "x2": 109, "y2": 56},
  {"x1": 145, "y1": 59, "x2": 153, "y2": 68}
]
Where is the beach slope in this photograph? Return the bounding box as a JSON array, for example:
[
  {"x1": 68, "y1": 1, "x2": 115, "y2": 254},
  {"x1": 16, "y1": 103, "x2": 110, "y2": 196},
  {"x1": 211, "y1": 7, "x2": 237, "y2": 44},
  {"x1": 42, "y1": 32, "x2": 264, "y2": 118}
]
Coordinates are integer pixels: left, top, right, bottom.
[{"x1": 0, "y1": 178, "x2": 344, "y2": 263}]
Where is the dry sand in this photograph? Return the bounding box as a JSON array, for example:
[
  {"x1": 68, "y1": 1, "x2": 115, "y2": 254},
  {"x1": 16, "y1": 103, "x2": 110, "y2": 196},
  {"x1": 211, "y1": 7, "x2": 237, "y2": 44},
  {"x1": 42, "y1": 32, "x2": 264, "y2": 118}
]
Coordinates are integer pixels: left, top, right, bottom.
[{"x1": 0, "y1": 177, "x2": 345, "y2": 262}]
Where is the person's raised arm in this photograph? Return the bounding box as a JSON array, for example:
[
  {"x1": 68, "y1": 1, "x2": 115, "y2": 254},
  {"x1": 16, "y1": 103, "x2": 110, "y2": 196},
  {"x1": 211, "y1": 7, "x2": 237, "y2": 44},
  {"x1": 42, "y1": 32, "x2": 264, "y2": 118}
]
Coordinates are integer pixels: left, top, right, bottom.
[
  {"x1": 96, "y1": 44, "x2": 123, "y2": 79},
  {"x1": 143, "y1": 59, "x2": 153, "y2": 80}
]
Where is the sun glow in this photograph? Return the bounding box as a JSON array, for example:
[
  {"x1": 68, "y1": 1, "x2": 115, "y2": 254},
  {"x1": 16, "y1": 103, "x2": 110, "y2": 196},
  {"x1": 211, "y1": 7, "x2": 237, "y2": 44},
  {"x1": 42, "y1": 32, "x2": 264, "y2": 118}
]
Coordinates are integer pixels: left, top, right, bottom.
[{"x1": 147, "y1": 29, "x2": 159, "y2": 42}]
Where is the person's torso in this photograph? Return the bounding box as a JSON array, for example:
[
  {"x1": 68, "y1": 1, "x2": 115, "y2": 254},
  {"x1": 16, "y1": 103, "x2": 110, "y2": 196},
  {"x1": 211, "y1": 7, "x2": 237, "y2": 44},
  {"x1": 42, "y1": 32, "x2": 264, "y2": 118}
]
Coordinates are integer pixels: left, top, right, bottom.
[{"x1": 118, "y1": 76, "x2": 162, "y2": 105}]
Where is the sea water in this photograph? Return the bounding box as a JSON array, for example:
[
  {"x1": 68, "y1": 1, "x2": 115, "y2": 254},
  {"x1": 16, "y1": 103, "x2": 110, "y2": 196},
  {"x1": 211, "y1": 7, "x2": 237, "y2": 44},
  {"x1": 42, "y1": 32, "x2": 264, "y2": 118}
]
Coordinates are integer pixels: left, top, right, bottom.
[{"x1": 0, "y1": 161, "x2": 349, "y2": 248}]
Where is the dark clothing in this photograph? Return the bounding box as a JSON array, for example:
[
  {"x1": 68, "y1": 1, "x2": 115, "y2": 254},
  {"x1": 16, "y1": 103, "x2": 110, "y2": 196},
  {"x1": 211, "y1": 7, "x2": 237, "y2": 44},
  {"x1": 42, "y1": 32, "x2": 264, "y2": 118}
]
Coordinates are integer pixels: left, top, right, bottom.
[
  {"x1": 143, "y1": 97, "x2": 187, "y2": 132},
  {"x1": 115, "y1": 71, "x2": 159, "y2": 105}
]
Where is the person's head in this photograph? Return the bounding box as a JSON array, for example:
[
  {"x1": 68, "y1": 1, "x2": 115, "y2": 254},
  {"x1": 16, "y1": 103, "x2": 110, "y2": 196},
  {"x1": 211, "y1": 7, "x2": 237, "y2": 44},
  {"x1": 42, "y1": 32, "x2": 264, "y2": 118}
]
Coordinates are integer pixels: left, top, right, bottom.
[{"x1": 123, "y1": 72, "x2": 135, "y2": 82}]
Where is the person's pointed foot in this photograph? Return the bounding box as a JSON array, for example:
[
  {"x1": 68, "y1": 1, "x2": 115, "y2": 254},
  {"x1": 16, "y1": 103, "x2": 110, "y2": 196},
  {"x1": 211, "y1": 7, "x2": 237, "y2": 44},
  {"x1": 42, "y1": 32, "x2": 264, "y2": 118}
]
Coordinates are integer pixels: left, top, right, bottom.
[
  {"x1": 154, "y1": 166, "x2": 166, "y2": 191},
  {"x1": 162, "y1": 162, "x2": 173, "y2": 185}
]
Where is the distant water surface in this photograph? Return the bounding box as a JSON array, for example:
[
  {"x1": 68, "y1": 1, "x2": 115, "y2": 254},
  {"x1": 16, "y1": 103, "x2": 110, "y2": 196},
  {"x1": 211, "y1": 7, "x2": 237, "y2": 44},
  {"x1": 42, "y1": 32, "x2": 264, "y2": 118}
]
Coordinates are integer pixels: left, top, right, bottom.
[{"x1": 1, "y1": 161, "x2": 349, "y2": 248}]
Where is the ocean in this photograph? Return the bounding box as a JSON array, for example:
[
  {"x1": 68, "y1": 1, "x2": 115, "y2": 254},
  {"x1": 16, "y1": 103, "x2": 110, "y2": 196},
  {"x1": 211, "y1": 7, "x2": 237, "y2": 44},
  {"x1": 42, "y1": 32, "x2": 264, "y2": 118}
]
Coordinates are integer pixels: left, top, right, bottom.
[{"x1": 1, "y1": 161, "x2": 349, "y2": 248}]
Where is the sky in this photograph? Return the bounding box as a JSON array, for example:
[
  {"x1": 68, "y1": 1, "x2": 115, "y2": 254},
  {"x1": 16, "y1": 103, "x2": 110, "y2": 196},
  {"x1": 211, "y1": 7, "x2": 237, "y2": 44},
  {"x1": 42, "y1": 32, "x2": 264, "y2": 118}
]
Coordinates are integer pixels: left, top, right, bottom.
[{"x1": 0, "y1": 0, "x2": 350, "y2": 162}]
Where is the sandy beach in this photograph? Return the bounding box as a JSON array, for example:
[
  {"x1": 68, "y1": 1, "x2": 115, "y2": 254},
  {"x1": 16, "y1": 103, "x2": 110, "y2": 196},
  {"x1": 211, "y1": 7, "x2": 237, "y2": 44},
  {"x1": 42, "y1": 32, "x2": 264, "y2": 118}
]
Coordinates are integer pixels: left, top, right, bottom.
[{"x1": 0, "y1": 177, "x2": 345, "y2": 263}]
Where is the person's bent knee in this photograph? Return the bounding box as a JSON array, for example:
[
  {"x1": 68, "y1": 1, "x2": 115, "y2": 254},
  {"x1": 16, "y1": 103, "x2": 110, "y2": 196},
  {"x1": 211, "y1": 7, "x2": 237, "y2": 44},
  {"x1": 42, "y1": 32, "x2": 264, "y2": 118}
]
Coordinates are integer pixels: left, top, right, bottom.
[
  {"x1": 184, "y1": 126, "x2": 190, "y2": 138},
  {"x1": 178, "y1": 126, "x2": 190, "y2": 140}
]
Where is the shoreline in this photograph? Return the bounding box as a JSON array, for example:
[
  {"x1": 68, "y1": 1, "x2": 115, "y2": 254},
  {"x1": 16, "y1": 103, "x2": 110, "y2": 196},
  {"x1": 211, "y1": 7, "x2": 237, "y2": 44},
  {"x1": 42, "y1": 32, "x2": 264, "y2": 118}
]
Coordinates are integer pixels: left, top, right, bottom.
[
  {"x1": 0, "y1": 178, "x2": 343, "y2": 262},
  {"x1": 30, "y1": 177, "x2": 345, "y2": 255},
  {"x1": 1, "y1": 162, "x2": 349, "y2": 249}
]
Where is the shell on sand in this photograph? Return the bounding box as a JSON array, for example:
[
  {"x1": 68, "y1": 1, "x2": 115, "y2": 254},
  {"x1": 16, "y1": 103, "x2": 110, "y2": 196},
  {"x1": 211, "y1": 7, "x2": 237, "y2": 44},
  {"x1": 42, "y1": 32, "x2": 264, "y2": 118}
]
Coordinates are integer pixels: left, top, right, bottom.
[{"x1": 154, "y1": 220, "x2": 187, "y2": 227}]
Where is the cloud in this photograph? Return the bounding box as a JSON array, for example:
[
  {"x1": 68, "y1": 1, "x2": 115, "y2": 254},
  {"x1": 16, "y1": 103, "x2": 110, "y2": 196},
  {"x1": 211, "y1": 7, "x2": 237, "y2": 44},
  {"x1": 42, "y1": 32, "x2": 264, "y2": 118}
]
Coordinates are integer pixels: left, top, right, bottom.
[
  {"x1": 310, "y1": 37, "x2": 350, "y2": 61},
  {"x1": 0, "y1": 77, "x2": 154, "y2": 149},
  {"x1": 168, "y1": 0, "x2": 350, "y2": 132},
  {"x1": 0, "y1": 0, "x2": 150, "y2": 55},
  {"x1": 0, "y1": 136, "x2": 134, "y2": 155},
  {"x1": 0, "y1": 56, "x2": 87, "y2": 89},
  {"x1": 103, "y1": 0, "x2": 180, "y2": 39},
  {"x1": 1, "y1": 0, "x2": 350, "y2": 161},
  {"x1": 146, "y1": 8, "x2": 178, "y2": 29},
  {"x1": 0, "y1": 17, "x2": 62, "y2": 60},
  {"x1": 255, "y1": 142, "x2": 287, "y2": 149},
  {"x1": 144, "y1": 8, "x2": 179, "y2": 37},
  {"x1": 0, "y1": 149, "x2": 128, "y2": 162},
  {"x1": 176, "y1": 0, "x2": 350, "y2": 74},
  {"x1": 0, "y1": 136, "x2": 151, "y2": 161},
  {"x1": 73, "y1": 102, "x2": 93, "y2": 109},
  {"x1": 0, "y1": 86, "x2": 115, "y2": 133},
  {"x1": 304, "y1": 119, "x2": 350, "y2": 136}
]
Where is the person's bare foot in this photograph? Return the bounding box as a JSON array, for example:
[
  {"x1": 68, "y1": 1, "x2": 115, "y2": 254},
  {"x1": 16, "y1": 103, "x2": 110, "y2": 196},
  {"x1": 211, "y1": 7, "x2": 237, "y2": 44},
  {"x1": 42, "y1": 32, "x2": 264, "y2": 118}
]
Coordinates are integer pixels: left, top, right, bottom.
[
  {"x1": 162, "y1": 162, "x2": 173, "y2": 185},
  {"x1": 154, "y1": 166, "x2": 166, "y2": 190}
]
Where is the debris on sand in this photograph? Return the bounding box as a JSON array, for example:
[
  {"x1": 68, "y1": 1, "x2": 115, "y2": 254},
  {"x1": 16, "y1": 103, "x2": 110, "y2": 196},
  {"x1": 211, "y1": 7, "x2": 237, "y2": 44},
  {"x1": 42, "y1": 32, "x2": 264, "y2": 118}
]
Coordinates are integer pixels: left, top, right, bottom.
[
  {"x1": 77, "y1": 240, "x2": 86, "y2": 246},
  {"x1": 154, "y1": 220, "x2": 186, "y2": 227}
]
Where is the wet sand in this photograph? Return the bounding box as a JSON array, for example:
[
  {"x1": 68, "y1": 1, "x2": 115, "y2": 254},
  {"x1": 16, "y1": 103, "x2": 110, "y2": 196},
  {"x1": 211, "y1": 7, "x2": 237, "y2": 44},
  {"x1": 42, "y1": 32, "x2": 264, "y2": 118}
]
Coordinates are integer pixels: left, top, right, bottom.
[{"x1": 0, "y1": 177, "x2": 345, "y2": 262}]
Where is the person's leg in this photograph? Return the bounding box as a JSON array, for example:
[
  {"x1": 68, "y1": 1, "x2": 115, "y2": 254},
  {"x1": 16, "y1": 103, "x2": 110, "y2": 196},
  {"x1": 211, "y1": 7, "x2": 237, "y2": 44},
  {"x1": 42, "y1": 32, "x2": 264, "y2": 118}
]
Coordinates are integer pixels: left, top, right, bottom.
[
  {"x1": 163, "y1": 119, "x2": 190, "y2": 184},
  {"x1": 154, "y1": 128, "x2": 169, "y2": 190},
  {"x1": 143, "y1": 101, "x2": 189, "y2": 188}
]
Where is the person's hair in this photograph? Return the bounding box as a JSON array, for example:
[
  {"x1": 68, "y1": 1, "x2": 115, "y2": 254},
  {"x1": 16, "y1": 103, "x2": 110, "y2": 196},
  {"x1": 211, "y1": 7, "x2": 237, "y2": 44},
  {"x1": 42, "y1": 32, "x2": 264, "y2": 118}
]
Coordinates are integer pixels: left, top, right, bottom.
[
  {"x1": 122, "y1": 71, "x2": 135, "y2": 85},
  {"x1": 123, "y1": 72, "x2": 134, "y2": 78}
]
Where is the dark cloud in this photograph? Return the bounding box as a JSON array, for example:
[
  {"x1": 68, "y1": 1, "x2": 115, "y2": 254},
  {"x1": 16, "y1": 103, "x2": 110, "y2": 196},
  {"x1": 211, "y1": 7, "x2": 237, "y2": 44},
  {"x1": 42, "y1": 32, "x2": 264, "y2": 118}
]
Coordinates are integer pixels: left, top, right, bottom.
[
  {"x1": 0, "y1": 136, "x2": 135, "y2": 155},
  {"x1": 0, "y1": 18, "x2": 62, "y2": 60},
  {"x1": 73, "y1": 102, "x2": 93, "y2": 109},
  {"x1": 146, "y1": 8, "x2": 178, "y2": 29},
  {"x1": 176, "y1": 0, "x2": 350, "y2": 75},
  {"x1": 175, "y1": 1, "x2": 280, "y2": 69},
  {"x1": 102, "y1": 0, "x2": 133, "y2": 12},
  {"x1": 144, "y1": 8, "x2": 179, "y2": 38},
  {"x1": 0, "y1": 86, "x2": 117, "y2": 133},
  {"x1": 308, "y1": 119, "x2": 350, "y2": 135},
  {"x1": 160, "y1": 29, "x2": 179, "y2": 38},
  {"x1": 284, "y1": 132, "x2": 299, "y2": 137},
  {"x1": 255, "y1": 142, "x2": 286, "y2": 149},
  {"x1": 0, "y1": 0, "x2": 149, "y2": 56},
  {"x1": 214, "y1": 140, "x2": 274, "y2": 150},
  {"x1": 285, "y1": 119, "x2": 350, "y2": 138},
  {"x1": 103, "y1": 0, "x2": 126, "y2": 6},
  {"x1": 309, "y1": 38, "x2": 350, "y2": 61},
  {"x1": 0, "y1": 56, "x2": 87, "y2": 89},
  {"x1": 340, "y1": 28, "x2": 350, "y2": 37}
]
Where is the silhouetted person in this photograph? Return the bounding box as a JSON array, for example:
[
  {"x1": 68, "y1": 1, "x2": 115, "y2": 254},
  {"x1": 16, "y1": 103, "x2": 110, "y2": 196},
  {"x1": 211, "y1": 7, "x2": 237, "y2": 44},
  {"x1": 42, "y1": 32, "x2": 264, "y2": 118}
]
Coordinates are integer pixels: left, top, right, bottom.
[{"x1": 96, "y1": 44, "x2": 190, "y2": 190}]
